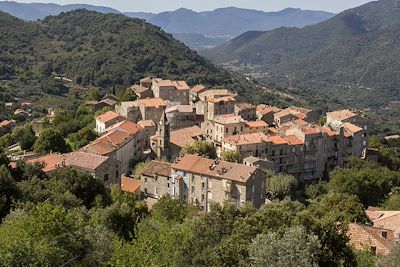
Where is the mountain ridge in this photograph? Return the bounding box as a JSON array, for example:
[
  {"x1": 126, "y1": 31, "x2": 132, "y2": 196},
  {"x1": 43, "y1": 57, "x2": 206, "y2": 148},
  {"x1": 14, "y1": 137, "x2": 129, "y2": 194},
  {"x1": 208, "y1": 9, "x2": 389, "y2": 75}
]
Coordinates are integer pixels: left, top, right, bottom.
[{"x1": 204, "y1": 0, "x2": 400, "y2": 110}]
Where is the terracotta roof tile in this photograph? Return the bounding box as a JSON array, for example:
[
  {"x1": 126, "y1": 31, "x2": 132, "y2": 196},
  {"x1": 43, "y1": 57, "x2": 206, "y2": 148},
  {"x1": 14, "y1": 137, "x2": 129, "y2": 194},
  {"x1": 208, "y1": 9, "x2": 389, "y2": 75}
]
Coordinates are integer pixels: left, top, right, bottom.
[
  {"x1": 142, "y1": 161, "x2": 172, "y2": 177},
  {"x1": 283, "y1": 135, "x2": 304, "y2": 145},
  {"x1": 96, "y1": 111, "x2": 122, "y2": 124},
  {"x1": 104, "y1": 120, "x2": 142, "y2": 135},
  {"x1": 327, "y1": 109, "x2": 361, "y2": 121},
  {"x1": 138, "y1": 98, "x2": 167, "y2": 108},
  {"x1": 170, "y1": 126, "x2": 206, "y2": 148},
  {"x1": 121, "y1": 176, "x2": 141, "y2": 193},
  {"x1": 172, "y1": 154, "x2": 258, "y2": 183},
  {"x1": 191, "y1": 84, "x2": 207, "y2": 94},
  {"x1": 245, "y1": 121, "x2": 269, "y2": 128}
]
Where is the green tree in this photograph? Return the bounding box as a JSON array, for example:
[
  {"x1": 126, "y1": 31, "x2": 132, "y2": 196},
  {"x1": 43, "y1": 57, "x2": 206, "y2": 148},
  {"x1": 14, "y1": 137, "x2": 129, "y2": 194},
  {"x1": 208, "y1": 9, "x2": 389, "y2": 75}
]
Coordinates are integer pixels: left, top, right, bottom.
[
  {"x1": 90, "y1": 187, "x2": 148, "y2": 241},
  {"x1": 329, "y1": 163, "x2": 400, "y2": 207},
  {"x1": 354, "y1": 250, "x2": 376, "y2": 267},
  {"x1": 33, "y1": 128, "x2": 69, "y2": 153},
  {"x1": 20, "y1": 125, "x2": 36, "y2": 150},
  {"x1": 50, "y1": 169, "x2": 109, "y2": 208},
  {"x1": 0, "y1": 202, "x2": 115, "y2": 266},
  {"x1": 266, "y1": 171, "x2": 298, "y2": 200},
  {"x1": 221, "y1": 150, "x2": 240, "y2": 162},
  {"x1": 380, "y1": 187, "x2": 400, "y2": 210},
  {"x1": 249, "y1": 226, "x2": 321, "y2": 267},
  {"x1": 305, "y1": 181, "x2": 329, "y2": 200},
  {"x1": 0, "y1": 166, "x2": 20, "y2": 219},
  {"x1": 132, "y1": 161, "x2": 150, "y2": 179},
  {"x1": 181, "y1": 141, "x2": 217, "y2": 159}
]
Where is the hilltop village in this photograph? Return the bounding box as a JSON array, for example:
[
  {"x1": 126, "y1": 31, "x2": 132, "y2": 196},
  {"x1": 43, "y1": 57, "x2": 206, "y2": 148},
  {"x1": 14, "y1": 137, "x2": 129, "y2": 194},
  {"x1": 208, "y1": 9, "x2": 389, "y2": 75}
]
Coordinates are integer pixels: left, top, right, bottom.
[{"x1": 8, "y1": 77, "x2": 370, "y2": 212}]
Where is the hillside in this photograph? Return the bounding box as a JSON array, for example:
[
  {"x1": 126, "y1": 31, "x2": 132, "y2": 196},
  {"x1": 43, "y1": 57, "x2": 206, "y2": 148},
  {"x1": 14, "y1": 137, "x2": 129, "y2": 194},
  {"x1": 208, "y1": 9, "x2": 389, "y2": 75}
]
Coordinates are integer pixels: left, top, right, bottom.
[
  {"x1": 205, "y1": 0, "x2": 400, "y2": 112},
  {"x1": 0, "y1": 1, "x2": 119, "y2": 20},
  {"x1": 0, "y1": 10, "x2": 291, "y2": 117}
]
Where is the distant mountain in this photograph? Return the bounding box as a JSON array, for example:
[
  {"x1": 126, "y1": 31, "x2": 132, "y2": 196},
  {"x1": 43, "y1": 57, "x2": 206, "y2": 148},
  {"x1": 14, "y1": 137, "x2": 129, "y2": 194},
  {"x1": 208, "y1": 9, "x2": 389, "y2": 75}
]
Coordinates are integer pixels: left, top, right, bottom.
[
  {"x1": 0, "y1": 1, "x2": 119, "y2": 20},
  {"x1": 123, "y1": 11, "x2": 155, "y2": 21},
  {"x1": 204, "y1": 0, "x2": 400, "y2": 111},
  {"x1": 172, "y1": 33, "x2": 229, "y2": 50},
  {"x1": 135, "y1": 7, "x2": 334, "y2": 38}
]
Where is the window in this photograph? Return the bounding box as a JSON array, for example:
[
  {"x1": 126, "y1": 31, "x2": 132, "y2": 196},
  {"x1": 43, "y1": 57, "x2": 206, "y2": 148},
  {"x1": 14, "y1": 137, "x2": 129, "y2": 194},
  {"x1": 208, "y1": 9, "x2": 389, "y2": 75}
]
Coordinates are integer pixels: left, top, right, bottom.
[
  {"x1": 144, "y1": 177, "x2": 148, "y2": 183},
  {"x1": 370, "y1": 246, "x2": 377, "y2": 256},
  {"x1": 202, "y1": 182, "x2": 205, "y2": 189},
  {"x1": 280, "y1": 149, "x2": 283, "y2": 155},
  {"x1": 104, "y1": 174, "x2": 109, "y2": 182},
  {"x1": 168, "y1": 183, "x2": 170, "y2": 188},
  {"x1": 144, "y1": 188, "x2": 148, "y2": 195},
  {"x1": 116, "y1": 171, "x2": 119, "y2": 178},
  {"x1": 272, "y1": 150, "x2": 275, "y2": 156},
  {"x1": 382, "y1": 230, "x2": 388, "y2": 239},
  {"x1": 225, "y1": 128, "x2": 228, "y2": 134},
  {"x1": 201, "y1": 194, "x2": 205, "y2": 202}
]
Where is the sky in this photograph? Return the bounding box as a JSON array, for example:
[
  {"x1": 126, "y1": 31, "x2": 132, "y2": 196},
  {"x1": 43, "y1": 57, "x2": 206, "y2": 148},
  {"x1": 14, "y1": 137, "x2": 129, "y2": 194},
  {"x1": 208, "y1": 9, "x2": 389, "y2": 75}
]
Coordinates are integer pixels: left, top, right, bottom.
[{"x1": 12, "y1": 0, "x2": 373, "y2": 13}]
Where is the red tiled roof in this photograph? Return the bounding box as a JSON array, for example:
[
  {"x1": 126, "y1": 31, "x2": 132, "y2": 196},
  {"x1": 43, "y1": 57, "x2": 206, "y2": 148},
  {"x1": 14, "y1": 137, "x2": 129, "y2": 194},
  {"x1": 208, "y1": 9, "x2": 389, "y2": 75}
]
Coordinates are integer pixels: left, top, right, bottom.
[
  {"x1": 96, "y1": 111, "x2": 121, "y2": 124},
  {"x1": 121, "y1": 176, "x2": 141, "y2": 193},
  {"x1": 173, "y1": 81, "x2": 190, "y2": 90},
  {"x1": 138, "y1": 120, "x2": 156, "y2": 128},
  {"x1": 245, "y1": 121, "x2": 268, "y2": 128},
  {"x1": 283, "y1": 135, "x2": 304, "y2": 145},
  {"x1": 142, "y1": 161, "x2": 172, "y2": 177},
  {"x1": 84, "y1": 129, "x2": 135, "y2": 155},
  {"x1": 172, "y1": 154, "x2": 258, "y2": 183},
  {"x1": 327, "y1": 109, "x2": 358, "y2": 121},
  {"x1": 104, "y1": 120, "x2": 142, "y2": 135},
  {"x1": 27, "y1": 152, "x2": 110, "y2": 173},
  {"x1": 191, "y1": 84, "x2": 207, "y2": 94},
  {"x1": 170, "y1": 126, "x2": 205, "y2": 148},
  {"x1": 138, "y1": 98, "x2": 167, "y2": 108},
  {"x1": 27, "y1": 154, "x2": 63, "y2": 172}
]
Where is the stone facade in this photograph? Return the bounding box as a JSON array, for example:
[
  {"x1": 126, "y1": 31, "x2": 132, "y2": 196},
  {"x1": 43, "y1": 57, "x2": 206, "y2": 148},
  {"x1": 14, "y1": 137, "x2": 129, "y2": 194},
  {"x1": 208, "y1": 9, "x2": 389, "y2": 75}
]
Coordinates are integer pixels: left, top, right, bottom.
[{"x1": 171, "y1": 154, "x2": 265, "y2": 211}]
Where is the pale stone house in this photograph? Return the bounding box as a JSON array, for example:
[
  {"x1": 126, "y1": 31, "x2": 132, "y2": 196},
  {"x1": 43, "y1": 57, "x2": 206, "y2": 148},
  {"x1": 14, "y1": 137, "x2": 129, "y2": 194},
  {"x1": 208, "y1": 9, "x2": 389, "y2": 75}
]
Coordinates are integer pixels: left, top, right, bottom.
[
  {"x1": 140, "y1": 161, "x2": 178, "y2": 199},
  {"x1": 151, "y1": 78, "x2": 190, "y2": 105},
  {"x1": 234, "y1": 102, "x2": 257, "y2": 121},
  {"x1": 84, "y1": 120, "x2": 143, "y2": 174},
  {"x1": 130, "y1": 84, "x2": 154, "y2": 99},
  {"x1": 165, "y1": 105, "x2": 197, "y2": 130},
  {"x1": 116, "y1": 98, "x2": 167, "y2": 123},
  {"x1": 95, "y1": 111, "x2": 125, "y2": 133},
  {"x1": 171, "y1": 154, "x2": 266, "y2": 211},
  {"x1": 27, "y1": 151, "x2": 122, "y2": 186},
  {"x1": 256, "y1": 105, "x2": 282, "y2": 125}
]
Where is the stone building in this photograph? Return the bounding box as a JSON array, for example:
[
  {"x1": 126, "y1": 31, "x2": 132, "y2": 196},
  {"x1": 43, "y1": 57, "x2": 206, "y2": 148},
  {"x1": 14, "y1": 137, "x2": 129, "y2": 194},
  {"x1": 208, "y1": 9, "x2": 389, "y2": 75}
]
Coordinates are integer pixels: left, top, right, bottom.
[
  {"x1": 151, "y1": 78, "x2": 190, "y2": 105},
  {"x1": 95, "y1": 111, "x2": 125, "y2": 133},
  {"x1": 165, "y1": 105, "x2": 197, "y2": 130},
  {"x1": 130, "y1": 84, "x2": 154, "y2": 99},
  {"x1": 205, "y1": 95, "x2": 237, "y2": 121},
  {"x1": 234, "y1": 102, "x2": 257, "y2": 121},
  {"x1": 348, "y1": 223, "x2": 395, "y2": 256},
  {"x1": 171, "y1": 154, "x2": 266, "y2": 211},
  {"x1": 27, "y1": 151, "x2": 122, "y2": 186},
  {"x1": 212, "y1": 114, "x2": 246, "y2": 146},
  {"x1": 256, "y1": 105, "x2": 282, "y2": 125},
  {"x1": 170, "y1": 126, "x2": 206, "y2": 160},
  {"x1": 244, "y1": 121, "x2": 269, "y2": 134},
  {"x1": 140, "y1": 161, "x2": 178, "y2": 199},
  {"x1": 138, "y1": 120, "x2": 157, "y2": 151},
  {"x1": 150, "y1": 111, "x2": 170, "y2": 160},
  {"x1": 116, "y1": 98, "x2": 167, "y2": 123},
  {"x1": 83, "y1": 120, "x2": 143, "y2": 174}
]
